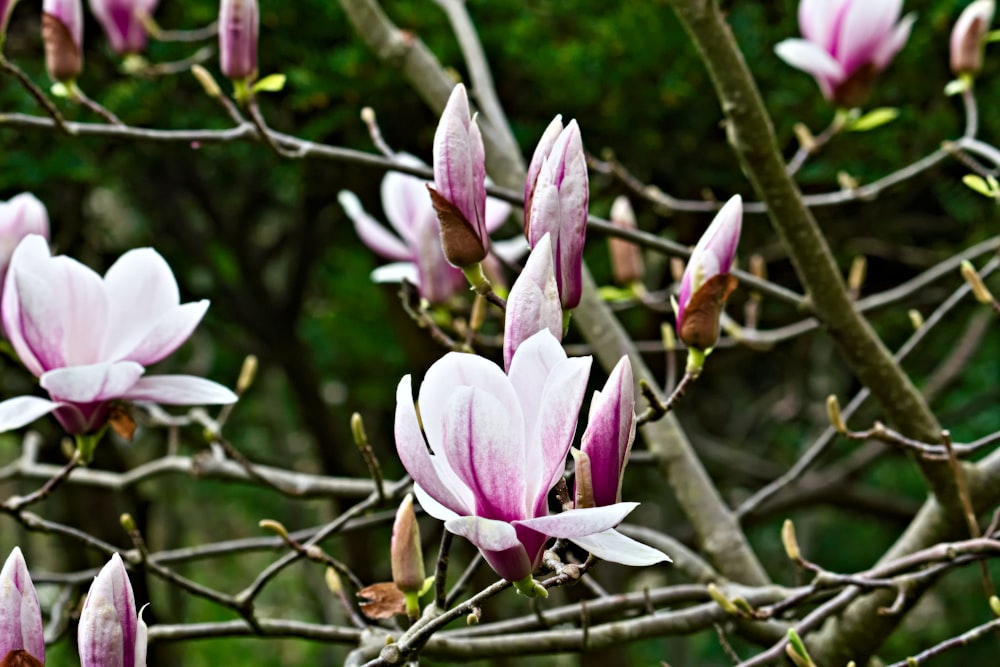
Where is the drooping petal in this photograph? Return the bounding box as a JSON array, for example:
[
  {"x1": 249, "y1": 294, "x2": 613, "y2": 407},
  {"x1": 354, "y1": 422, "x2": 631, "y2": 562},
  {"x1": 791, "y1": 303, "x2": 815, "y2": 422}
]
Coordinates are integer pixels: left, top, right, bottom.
[
  {"x1": 394, "y1": 375, "x2": 474, "y2": 518},
  {"x1": 774, "y1": 38, "x2": 845, "y2": 96},
  {"x1": 119, "y1": 375, "x2": 237, "y2": 405},
  {"x1": 440, "y1": 386, "x2": 528, "y2": 522},
  {"x1": 445, "y1": 515, "x2": 532, "y2": 582},
  {"x1": 339, "y1": 190, "x2": 413, "y2": 261},
  {"x1": 0, "y1": 548, "x2": 45, "y2": 663},
  {"x1": 40, "y1": 361, "x2": 144, "y2": 403},
  {"x1": 0, "y1": 396, "x2": 60, "y2": 432},
  {"x1": 568, "y1": 529, "x2": 671, "y2": 566}
]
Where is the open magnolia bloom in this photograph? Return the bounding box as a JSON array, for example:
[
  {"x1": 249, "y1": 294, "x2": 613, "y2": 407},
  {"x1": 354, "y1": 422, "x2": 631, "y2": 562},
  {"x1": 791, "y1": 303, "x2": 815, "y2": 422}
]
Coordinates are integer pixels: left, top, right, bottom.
[
  {"x1": 339, "y1": 154, "x2": 517, "y2": 305},
  {"x1": 395, "y1": 330, "x2": 665, "y2": 592},
  {"x1": 0, "y1": 235, "x2": 237, "y2": 437},
  {"x1": 775, "y1": 0, "x2": 914, "y2": 107}
]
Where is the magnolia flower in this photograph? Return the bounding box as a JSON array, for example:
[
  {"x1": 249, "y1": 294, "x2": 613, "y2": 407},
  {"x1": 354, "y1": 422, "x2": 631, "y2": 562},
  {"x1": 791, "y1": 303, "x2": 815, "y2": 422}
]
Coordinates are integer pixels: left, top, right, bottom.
[
  {"x1": 775, "y1": 0, "x2": 915, "y2": 107},
  {"x1": 429, "y1": 84, "x2": 489, "y2": 268},
  {"x1": 43, "y1": 0, "x2": 84, "y2": 82},
  {"x1": 675, "y1": 196, "x2": 742, "y2": 356},
  {"x1": 338, "y1": 154, "x2": 514, "y2": 304},
  {"x1": 0, "y1": 235, "x2": 237, "y2": 436},
  {"x1": 524, "y1": 116, "x2": 589, "y2": 309},
  {"x1": 0, "y1": 194, "x2": 48, "y2": 292},
  {"x1": 78, "y1": 553, "x2": 146, "y2": 667},
  {"x1": 570, "y1": 357, "x2": 668, "y2": 565},
  {"x1": 219, "y1": 0, "x2": 258, "y2": 81},
  {"x1": 503, "y1": 233, "x2": 561, "y2": 370},
  {"x1": 0, "y1": 548, "x2": 44, "y2": 667},
  {"x1": 951, "y1": 0, "x2": 995, "y2": 76},
  {"x1": 89, "y1": 0, "x2": 159, "y2": 55},
  {"x1": 395, "y1": 329, "x2": 656, "y2": 590},
  {"x1": 607, "y1": 196, "x2": 644, "y2": 286}
]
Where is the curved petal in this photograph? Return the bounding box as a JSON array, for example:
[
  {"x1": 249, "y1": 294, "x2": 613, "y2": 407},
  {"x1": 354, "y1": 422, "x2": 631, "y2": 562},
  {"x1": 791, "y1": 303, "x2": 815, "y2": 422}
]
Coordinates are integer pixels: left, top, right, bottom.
[
  {"x1": 441, "y1": 386, "x2": 527, "y2": 522},
  {"x1": 445, "y1": 515, "x2": 532, "y2": 582},
  {"x1": 0, "y1": 396, "x2": 59, "y2": 432},
  {"x1": 504, "y1": 234, "x2": 562, "y2": 371},
  {"x1": 41, "y1": 361, "x2": 145, "y2": 403},
  {"x1": 413, "y1": 483, "x2": 461, "y2": 523},
  {"x1": 120, "y1": 375, "x2": 237, "y2": 405},
  {"x1": 102, "y1": 248, "x2": 181, "y2": 358},
  {"x1": 568, "y1": 528, "x2": 671, "y2": 566},
  {"x1": 516, "y1": 502, "x2": 638, "y2": 539},
  {"x1": 580, "y1": 356, "x2": 635, "y2": 507},
  {"x1": 531, "y1": 354, "x2": 593, "y2": 500},
  {"x1": 798, "y1": 0, "x2": 845, "y2": 48},
  {"x1": 525, "y1": 115, "x2": 563, "y2": 215},
  {"x1": 339, "y1": 190, "x2": 412, "y2": 261},
  {"x1": 872, "y1": 12, "x2": 915, "y2": 70},
  {"x1": 837, "y1": 0, "x2": 902, "y2": 73},
  {"x1": 395, "y1": 375, "x2": 474, "y2": 517},
  {"x1": 112, "y1": 301, "x2": 209, "y2": 366}
]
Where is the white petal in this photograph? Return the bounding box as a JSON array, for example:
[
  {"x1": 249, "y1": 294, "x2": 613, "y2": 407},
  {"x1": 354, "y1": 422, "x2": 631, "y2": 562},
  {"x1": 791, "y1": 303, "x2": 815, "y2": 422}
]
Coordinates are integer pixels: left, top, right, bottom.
[
  {"x1": 0, "y1": 396, "x2": 58, "y2": 432},
  {"x1": 121, "y1": 375, "x2": 237, "y2": 404},
  {"x1": 41, "y1": 362, "x2": 145, "y2": 403},
  {"x1": 371, "y1": 262, "x2": 419, "y2": 285},
  {"x1": 568, "y1": 528, "x2": 671, "y2": 566},
  {"x1": 339, "y1": 190, "x2": 412, "y2": 261}
]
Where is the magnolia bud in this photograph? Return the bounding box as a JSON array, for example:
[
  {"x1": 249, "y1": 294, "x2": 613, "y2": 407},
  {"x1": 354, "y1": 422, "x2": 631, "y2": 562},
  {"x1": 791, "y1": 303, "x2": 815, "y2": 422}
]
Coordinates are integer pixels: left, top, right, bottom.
[
  {"x1": 42, "y1": 0, "x2": 83, "y2": 82},
  {"x1": 0, "y1": 548, "x2": 44, "y2": 666},
  {"x1": 219, "y1": 0, "x2": 259, "y2": 82},
  {"x1": 607, "y1": 196, "x2": 644, "y2": 286},
  {"x1": 390, "y1": 494, "x2": 424, "y2": 594},
  {"x1": 951, "y1": 0, "x2": 995, "y2": 76},
  {"x1": 89, "y1": 0, "x2": 159, "y2": 55}
]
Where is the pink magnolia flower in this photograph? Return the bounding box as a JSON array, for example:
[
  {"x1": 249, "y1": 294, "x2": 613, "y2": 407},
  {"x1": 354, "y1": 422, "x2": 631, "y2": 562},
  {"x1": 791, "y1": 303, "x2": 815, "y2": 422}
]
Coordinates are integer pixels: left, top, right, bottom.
[
  {"x1": 775, "y1": 0, "x2": 915, "y2": 107},
  {"x1": 42, "y1": 0, "x2": 84, "y2": 82},
  {"x1": 0, "y1": 194, "x2": 49, "y2": 293},
  {"x1": 0, "y1": 548, "x2": 45, "y2": 667},
  {"x1": 524, "y1": 116, "x2": 589, "y2": 309},
  {"x1": 338, "y1": 154, "x2": 514, "y2": 304},
  {"x1": 675, "y1": 195, "x2": 742, "y2": 353},
  {"x1": 503, "y1": 233, "x2": 562, "y2": 370},
  {"x1": 951, "y1": 0, "x2": 995, "y2": 76},
  {"x1": 219, "y1": 0, "x2": 258, "y2": 81},
  {"x1": 88, "y1": 0, "x2": 159, "y2": 55},
  {"x1": 78, "y1": 553, "x2": 146, "y2": 667},
  {"x1": 395, "y1": 330, "x2": 652, "y2": 587},
  {"x1": 0, "y1": 235, "x2": 237, "y2": 436},
  {"x1": 429, "y1": 84, "x2": 489, "y2": 268}
]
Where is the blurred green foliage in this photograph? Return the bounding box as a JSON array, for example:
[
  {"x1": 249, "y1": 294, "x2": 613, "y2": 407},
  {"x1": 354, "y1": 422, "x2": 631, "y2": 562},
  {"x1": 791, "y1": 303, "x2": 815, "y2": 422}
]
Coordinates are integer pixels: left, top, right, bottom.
[{"x1": 0, "y1": 0, "x2": 998, "y2": 665}]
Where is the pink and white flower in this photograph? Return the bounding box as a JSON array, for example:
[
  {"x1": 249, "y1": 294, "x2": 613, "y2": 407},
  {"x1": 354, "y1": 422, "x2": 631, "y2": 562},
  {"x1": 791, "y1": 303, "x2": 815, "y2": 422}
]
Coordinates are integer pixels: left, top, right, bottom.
[
  {"x1": 395, "y1": 330, "x2": 661, "y2": 585},
  {"x1": 0, "y1": 235, "x2": 236, "y2": 435},
  {"x1": 0, "y1": 548, "x2": 44, "y2": 667},
  {"x1": 78, "y1": 553, "x2": 146, "y2": 667},
  {"x1": 775, "y1": 0, "x2": 915, "y2": 107},
  {"x1": 0, "y1": 194, "x2": 48, "y2": 293}
]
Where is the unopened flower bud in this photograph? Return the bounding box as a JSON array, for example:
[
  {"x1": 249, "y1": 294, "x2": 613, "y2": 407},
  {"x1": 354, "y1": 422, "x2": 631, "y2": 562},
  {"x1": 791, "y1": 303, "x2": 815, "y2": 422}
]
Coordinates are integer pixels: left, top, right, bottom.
[
  {"x1": 0, "y1": 548, "x2": 44, "y2": 666},
  {"x1": 89, "y1": 0, "x2": 159, "y2": 55},
  {"x1": 391, "y1": 494, "x2": 424, "y2": 595},
  {"x1": 78, "y1": 553, "x2": 147, "y2": 667},
  {"x1": 42, "y1": 0, "x2": 83, "y2": 83},
  {"x1": 219, "y1": 0, "x2": 259, "y2": 82},
  {"x1": 961, "y1": 259, "x2": 995, "y2": 304},
  {"x1": 951, "y1": 0, "x2": 995, "y2": 76},
  {"x1": 607, "y1": 196, "x2": 644, "y2": 286}
]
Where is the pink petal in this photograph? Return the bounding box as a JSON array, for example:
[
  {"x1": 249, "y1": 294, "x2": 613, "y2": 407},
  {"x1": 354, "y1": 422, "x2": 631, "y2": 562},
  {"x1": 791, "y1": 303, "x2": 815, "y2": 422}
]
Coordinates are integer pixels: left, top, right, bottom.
[
  {"x1": 339, "y1": 190, "x2": 412, "y2": 261},
  {"x1": 3, "y1": 235, "x2": 54, "y2": 376},
  {"x1": 381, "y1": 156, "x2": 434, "y2": 246},
  {"x1": 120, "y1": 375, "x2": 237, "y2": 405},
  {"x1": 526, "y1": 157, "x2": 562, "y2": 247},
  {"x1": 101, "y1": 248, "x2": 183, "y2": 359},
  {"x1": 0, "y1": 396, "x2": 59, "y2": 432},
  {"x1": 837, "y1": 0, "x2": 903, "y2": 74},
  {"x1": 798, "y1": 0, "x2": 846, "y2": 48},
  {"x1": 568, "y1": 528, "x2": 671, "y2": 565},
  {"x1": 445, "y1": 516, "x2": 533, "y2": 582},
  {"x1": 484, "y1": 194, "x2": 513, "y2": 233},
  {"x1": 394, "y1": 375, "x2": 474, "y2": 517},
  {"x1": 580, "y1": 356, "x2": 635, "y2": 507},
  {"x1": 433, "y1": 84, "x2": 479, "y2": 233},
  {"x1": 41, "y1": 361, "x2": 145, "y2": 403},
  {"x1": 530, "y1": 354, "x2": 592, "y2": 502},
  {"x1": 506, "y1": 329, "x2": 571, "y2": 439},
  {"x1": 0, "y1": 547, "x2": 45, "y2": 662},
  {"x1": 441, "y1": 386, "x2": 528, "y2": 522},
  {"x1": 79, "y1": 553, "x2": 139, "y2": 667},
  {"x1": 524, "y1": 115, "x2": 563, "y2": 215}
]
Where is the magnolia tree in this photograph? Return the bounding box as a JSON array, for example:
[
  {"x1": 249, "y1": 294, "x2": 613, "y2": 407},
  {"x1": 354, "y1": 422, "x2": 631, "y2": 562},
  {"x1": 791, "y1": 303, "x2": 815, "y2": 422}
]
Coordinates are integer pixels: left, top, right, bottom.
[{"x1": 0, "y1": 0, "x2": 999, "y2": 665}]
